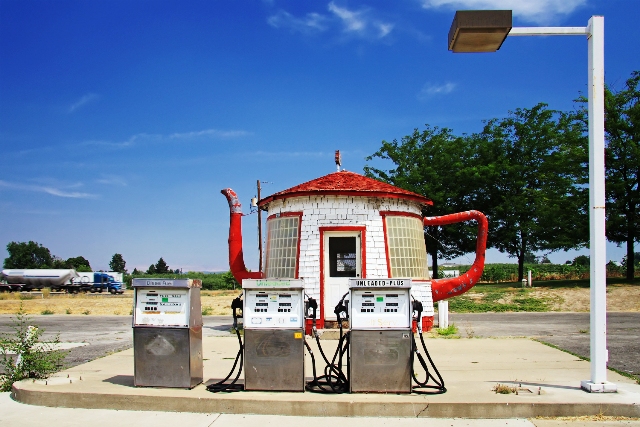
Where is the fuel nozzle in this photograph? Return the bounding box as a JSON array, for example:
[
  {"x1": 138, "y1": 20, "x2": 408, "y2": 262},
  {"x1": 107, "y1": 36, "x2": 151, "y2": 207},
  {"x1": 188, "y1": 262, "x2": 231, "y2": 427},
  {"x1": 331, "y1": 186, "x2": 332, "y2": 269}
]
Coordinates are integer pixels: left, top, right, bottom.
[
  {"x1": 231, "y1": 295, "x2": 243, "y2": 329},
  {"x1": 306, "y1": 297, "x2": 318, "y2": 335},
  {"x1": 412, "y1": 299, "x2": 423, "y2": 331},
  {"x1": 334, "y1": 292, "x2": 349, "y2": 322}
]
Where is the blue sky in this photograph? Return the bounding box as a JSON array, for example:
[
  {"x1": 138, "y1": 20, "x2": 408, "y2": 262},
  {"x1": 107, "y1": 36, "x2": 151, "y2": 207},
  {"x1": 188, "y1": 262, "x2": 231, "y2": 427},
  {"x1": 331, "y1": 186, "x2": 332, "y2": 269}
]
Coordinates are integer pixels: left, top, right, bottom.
[{"x1": 1, "y1": 0, "x2": 638, "y2": 272}]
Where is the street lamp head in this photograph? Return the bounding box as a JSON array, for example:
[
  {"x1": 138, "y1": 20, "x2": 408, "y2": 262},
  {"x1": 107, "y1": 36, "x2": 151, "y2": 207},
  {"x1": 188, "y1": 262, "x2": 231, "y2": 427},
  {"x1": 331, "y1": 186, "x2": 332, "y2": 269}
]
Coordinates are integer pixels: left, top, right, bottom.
[{"x1": 448, "y1": 10, "x2": 512, "y2": 53}]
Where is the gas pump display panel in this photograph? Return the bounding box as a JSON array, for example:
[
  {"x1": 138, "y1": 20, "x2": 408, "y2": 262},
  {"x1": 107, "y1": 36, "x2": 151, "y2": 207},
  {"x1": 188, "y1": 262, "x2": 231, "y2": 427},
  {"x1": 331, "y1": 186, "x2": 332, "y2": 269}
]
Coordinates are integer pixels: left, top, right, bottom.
[
  {"x1": 243, "y1": 279, "x2": 304, "y2": 329},
  {"x1": 348, "y1": 279, "x2": 412, "y2": 330},
  {"x1": 134, "y1": 288, "x2": 189, "y2": 327}
]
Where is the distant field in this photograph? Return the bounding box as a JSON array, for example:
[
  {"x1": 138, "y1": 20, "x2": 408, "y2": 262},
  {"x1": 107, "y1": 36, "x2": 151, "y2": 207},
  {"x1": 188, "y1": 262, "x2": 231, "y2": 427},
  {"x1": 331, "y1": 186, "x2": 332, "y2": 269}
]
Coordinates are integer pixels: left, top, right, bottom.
[
  {"x1": 445, "y1": 278, "x2": 640, "y2": 313},
  {"x1": 0, "y1": 290, "x2": 241, "y2": 316},
  {"x1": 0, "y1": 279, "x2": 638, "y2": 316}
]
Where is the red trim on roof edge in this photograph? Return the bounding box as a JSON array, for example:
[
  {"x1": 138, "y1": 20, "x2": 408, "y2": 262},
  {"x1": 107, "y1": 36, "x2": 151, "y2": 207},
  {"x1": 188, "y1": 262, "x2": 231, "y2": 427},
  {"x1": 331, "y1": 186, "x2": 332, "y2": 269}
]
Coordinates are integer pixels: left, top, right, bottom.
[{"x1": 258, "y1": 171, "x2": 432, "y2": 207}]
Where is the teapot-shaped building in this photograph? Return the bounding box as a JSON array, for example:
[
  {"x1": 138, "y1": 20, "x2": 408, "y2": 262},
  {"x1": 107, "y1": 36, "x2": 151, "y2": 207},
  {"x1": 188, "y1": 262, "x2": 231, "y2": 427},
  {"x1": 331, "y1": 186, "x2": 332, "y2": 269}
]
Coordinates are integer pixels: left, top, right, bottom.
[{"x1": 222, "y1": 170, "x2": 487, "y2": 329}]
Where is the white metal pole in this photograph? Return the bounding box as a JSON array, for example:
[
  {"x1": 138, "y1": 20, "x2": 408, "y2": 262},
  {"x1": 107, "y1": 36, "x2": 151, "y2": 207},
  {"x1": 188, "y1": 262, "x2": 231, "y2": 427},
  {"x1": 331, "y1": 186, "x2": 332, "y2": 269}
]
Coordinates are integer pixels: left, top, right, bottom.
[
  {"x1": 585, "y1": 15, "x2": 610, "y2": 389},
  {"x1": 438, "y1": 300, "x2": 449, "y2": 329}
]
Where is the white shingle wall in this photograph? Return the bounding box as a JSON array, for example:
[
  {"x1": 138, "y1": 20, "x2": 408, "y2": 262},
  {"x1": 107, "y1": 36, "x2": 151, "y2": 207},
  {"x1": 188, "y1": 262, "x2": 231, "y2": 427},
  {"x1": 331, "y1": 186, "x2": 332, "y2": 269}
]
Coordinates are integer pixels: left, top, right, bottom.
[{"x1": 266, "y1": 195, "x2": 434, "y2": 317}]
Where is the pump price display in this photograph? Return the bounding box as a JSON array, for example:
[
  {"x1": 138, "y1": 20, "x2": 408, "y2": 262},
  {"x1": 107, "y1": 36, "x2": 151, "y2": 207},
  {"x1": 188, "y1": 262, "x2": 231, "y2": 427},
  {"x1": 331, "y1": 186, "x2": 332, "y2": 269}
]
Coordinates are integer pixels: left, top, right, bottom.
[
  {"x1": 134, "y1": 289, "x2": 189, "y2": 327},
  {"x1": 350, "y1": 288, "x2": 411, "y2": 329}
]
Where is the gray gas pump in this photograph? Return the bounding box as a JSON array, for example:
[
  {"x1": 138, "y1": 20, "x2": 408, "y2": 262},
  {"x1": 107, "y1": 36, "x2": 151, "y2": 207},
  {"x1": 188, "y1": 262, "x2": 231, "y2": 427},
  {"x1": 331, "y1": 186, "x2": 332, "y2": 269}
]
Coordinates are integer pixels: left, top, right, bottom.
[
  {"x1": 242, "y1": 279, "x2": 305, "y2": 391},
  {"x1": 132, "y1": 278, "x2": 203, "y2": 388},
  {"x1": 348, "y1": 278, "x2": 413, "y2": 393}
]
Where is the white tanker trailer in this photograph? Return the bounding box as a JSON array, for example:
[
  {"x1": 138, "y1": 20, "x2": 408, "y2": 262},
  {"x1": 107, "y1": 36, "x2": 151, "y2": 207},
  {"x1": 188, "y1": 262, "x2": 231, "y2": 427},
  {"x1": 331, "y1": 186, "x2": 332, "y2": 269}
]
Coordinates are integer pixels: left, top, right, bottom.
[
  {"x1": 1, "y1": 269, "x2": 79, "y2": 292},
  {"x1": 0, "y1": 269, "x2": 125, "y2": 293}
]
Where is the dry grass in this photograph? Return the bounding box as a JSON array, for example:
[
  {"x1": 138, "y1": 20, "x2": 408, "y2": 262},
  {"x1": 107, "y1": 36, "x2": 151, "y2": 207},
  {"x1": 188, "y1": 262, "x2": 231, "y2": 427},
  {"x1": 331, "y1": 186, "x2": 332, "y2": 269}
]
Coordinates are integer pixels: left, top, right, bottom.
[
  {"x1": 0, "y1": 285, "x2": 638, "y2": 316},
  {"x1": 0, "y1": 290, "x2": 243, "y2": 316}
]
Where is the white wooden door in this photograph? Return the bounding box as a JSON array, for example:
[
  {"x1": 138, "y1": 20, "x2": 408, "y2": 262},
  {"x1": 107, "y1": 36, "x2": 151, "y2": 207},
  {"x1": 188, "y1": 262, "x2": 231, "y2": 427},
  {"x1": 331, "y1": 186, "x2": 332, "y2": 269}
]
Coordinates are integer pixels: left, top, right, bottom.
[{"x1": 323, "y1": 231, "x2": 361, "y2": 321}]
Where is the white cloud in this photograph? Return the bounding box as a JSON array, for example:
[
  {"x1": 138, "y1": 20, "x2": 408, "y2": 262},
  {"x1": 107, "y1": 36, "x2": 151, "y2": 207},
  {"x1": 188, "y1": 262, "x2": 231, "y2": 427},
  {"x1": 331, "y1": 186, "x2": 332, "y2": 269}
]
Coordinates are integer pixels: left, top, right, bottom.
[
  {"x1": 77, "y1": 129, "x2": 250, "y2": 150},
  {"x1": 0, "y1": 180, "x2": 96, "y2": 199},
  {"x1": 169, "y1": 129, "x2": 252, "y2": 139},
  {"x1": 96, "y1": 176, "x2": 127, "y2": 187},
  {"x1": 69, "y1": 93, "x2": 100, "y2": 113},
  {"x1": 268, "y1": 2, "x2": 394, "y2": 40},
  {"x1": 421, "y1": 0, "x2": 587, "y2": 24},
  {"x1": 267, "y1": 10, "x2": 328, "y2": 33},
  {"x1": 418, "y1": 82, "x2": 457, "y2": 100},
  {"x1": 328, "y1": 2, "x2": 366, "y2": 32}
]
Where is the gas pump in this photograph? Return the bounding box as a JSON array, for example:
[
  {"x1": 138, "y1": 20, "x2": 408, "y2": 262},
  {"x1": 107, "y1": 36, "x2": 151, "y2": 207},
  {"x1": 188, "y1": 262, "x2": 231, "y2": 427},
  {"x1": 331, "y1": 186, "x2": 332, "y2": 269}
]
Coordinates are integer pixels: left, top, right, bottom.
[
  {"x1": 132, "y1": 278, "x2": 203, "y2": 388},
  {"x1": 242, "y1": 279, "x2": 305, "y2": 391},
  {"x1": 348, "y1": 278, "x2": 413, "y2": 393}
]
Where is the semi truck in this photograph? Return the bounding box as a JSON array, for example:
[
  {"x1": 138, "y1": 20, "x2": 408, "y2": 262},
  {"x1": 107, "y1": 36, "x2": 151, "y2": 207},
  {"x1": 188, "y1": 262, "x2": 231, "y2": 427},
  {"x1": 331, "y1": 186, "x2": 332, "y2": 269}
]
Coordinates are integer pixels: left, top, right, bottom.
[
  {"x1": 0, "y1": 269, "x2": 125, "y2": 294},
  {"x1": 74, "y1": 272, "x2": 125, "y2": 294}
]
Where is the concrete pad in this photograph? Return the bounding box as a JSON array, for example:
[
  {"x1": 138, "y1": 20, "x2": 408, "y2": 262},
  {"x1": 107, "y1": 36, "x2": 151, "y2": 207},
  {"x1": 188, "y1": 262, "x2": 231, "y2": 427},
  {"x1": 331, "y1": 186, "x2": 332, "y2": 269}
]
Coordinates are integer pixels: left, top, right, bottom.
[
  {"x1": 0, "y1": 393, "x2": 542, "y2": 427},
  {"x1": 11, "y1": 337, "x2": 640, "y2": 418}
]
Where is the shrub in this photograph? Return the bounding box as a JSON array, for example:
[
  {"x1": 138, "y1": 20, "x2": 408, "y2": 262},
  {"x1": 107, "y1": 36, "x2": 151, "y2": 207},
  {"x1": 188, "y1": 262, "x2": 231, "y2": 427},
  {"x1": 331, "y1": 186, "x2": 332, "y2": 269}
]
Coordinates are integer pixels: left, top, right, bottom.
[{"x1": 0, "y1": 304, "x2": 67, "y2": 391}]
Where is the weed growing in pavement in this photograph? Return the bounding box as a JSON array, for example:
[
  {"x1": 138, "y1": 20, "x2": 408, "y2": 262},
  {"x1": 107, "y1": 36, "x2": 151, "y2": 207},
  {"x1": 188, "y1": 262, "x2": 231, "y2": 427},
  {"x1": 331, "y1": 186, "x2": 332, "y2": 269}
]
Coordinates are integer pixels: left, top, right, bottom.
[
  {"x1": 436, "y1": 324, "x2": 458, "y2": 337},
  {"x1": 492, "y1": 383, "x2": 518, "y2": 394},
  {"x1": 40, "y1": 309, "x2": 54, "y2": 315},
  {"x1": 202, "y1": 306, "x2": 213, "y2": 316},
  {"x1": 0, "y1": 303, "x2": 67, "y2": 392}
]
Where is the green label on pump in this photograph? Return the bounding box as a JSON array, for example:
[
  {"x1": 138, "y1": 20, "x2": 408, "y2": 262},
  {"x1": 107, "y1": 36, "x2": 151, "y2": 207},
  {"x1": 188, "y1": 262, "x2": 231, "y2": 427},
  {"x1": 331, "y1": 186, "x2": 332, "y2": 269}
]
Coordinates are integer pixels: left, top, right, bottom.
[
  {"x1": 377, "y1": 296, "x2": 384, "y2": 302},
  {"x1": 162, "y1": 297, "x2": 168, "y2": 302}
]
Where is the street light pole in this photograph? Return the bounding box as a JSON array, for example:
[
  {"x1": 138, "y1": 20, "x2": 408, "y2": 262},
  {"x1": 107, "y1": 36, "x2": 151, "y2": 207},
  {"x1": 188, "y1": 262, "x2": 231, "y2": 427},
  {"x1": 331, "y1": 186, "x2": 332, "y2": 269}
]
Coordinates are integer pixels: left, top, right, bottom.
[
  {"x1": 448, "y1": 12, "x2": 613, "y2": 392},
  {"x1": 257, "y1": 179, "x2": 263, "y2": 273},
  {"x1": 585, "y1": 16, "x2": 609, "y2": 390}
]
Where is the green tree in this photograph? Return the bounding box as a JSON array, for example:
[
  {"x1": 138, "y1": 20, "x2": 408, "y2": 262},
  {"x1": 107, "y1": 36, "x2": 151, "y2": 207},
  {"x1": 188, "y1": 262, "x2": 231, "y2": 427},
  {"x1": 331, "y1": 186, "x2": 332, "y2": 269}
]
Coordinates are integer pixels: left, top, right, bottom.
[
  {"x1": 477, "y1": 103, "x2": 588, "y2": 281},
  {"x1": 146, "y1": 264, "x2": 156, "y2": 274},
  {"x1": 154, "y1": 257, "x2": 170, "y2": 274},
  {"x1": 523, "y1": 251, "x2": 538, "y2": 264},
  {"x1": 365, "y1": 126, "x2": 480, "y2": 278},
  {"x1": 109, "y1": 253, "x2": 127, "y2": 273},
  {"x1": 599, "y1": 71, "x2": 639, "y2": 281},
  {"x1": 3, "y1": 241, "x2": 54, "y2": 269},
  {"x1": 572, "y1": 255, "x2": 590, "y2": 266},
  {"x1": 65, "y1": 256, "x2": 92, "y2": 272}
]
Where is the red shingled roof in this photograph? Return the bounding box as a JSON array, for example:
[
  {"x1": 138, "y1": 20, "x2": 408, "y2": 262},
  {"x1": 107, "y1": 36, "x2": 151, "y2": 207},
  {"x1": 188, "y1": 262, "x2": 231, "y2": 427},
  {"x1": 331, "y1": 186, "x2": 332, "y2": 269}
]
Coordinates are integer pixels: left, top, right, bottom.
[{"x1": 259, "y1": 171, "x2": 433, "y2": 207}]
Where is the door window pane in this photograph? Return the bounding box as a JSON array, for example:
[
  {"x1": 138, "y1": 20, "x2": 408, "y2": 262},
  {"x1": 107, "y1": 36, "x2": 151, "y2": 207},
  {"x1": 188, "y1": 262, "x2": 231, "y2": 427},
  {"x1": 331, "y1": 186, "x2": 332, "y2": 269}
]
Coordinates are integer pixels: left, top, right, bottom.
[{"x1": 329, "y1": 237, "x2": 357, "y2": 277}]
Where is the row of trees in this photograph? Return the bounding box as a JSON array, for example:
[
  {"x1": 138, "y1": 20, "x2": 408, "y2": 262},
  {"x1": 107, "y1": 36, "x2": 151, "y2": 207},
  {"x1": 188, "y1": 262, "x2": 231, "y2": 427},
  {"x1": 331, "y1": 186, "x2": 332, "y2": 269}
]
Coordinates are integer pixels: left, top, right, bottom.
[
  {"x1": 4, "y1": 241, "x2": 93, "y2": 271},
  {"x1": 131, "y1": 257, "x2": 180, "y2": 275},
  {"x1": 3, "y1": 241, "x2": 128, "y2": 274},
  {"x1": 3, "y1": 241, "x2": 188, "y2": 277},
  {"x1": 366, "y1": 71, "x2": 639, "y2": 281}
]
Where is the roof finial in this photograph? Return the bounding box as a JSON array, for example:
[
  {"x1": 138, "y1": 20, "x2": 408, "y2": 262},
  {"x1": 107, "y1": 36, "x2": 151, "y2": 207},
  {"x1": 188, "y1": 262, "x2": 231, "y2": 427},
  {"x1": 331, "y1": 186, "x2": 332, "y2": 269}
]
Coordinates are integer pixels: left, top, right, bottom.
[{"x1": 335, "y1": 150, "x2": 342, "y2": 172}]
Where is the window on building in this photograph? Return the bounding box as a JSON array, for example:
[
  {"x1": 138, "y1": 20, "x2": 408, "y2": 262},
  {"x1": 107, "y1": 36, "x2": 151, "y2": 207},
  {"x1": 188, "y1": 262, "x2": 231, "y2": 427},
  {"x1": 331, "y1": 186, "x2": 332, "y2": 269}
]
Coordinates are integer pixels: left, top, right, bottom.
[
  {"x1": 264, "y1": 215, "x2": 300, "y2": 278},
  {"x1": 385, "y1": 215, "x2": 429, "y2": 279}
]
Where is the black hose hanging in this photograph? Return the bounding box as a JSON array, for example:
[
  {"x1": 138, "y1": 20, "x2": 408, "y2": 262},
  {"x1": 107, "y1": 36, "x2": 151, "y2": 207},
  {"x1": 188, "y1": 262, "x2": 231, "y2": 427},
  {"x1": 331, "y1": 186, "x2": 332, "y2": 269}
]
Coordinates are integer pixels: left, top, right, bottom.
[
  {"x1": 411, "y1": 299, "x2": 446, "y2": 394},
  {"x1": 206, "y1": 295, "x2": 245, "y2": 393},
  {"x1": 305, "y1": 293, "x2": 350, "y2": 393}
]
